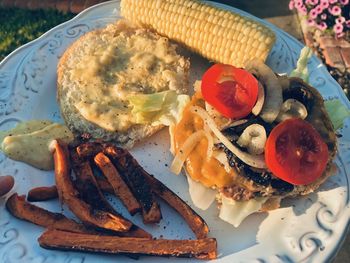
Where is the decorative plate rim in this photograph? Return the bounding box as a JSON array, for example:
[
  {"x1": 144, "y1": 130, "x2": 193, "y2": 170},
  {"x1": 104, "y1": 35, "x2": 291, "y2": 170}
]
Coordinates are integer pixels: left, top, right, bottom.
[{"x1": 0, "y1": 1, "x2": 349, "y2": 262}]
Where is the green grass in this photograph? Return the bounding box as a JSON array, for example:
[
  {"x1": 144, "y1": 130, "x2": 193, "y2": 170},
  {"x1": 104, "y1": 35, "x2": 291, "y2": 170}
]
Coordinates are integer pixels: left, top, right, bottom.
[{"x1": 0, "y1": 8, "x2": 75, "y2": 61}]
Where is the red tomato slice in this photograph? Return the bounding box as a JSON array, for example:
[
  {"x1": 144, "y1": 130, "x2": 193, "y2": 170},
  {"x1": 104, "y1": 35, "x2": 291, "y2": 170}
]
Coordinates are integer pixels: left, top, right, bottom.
[
  {"x1": 265, "y1": 118, "x2": 329, "y2": 185},
  {"x1": 201, "y1": 64, "x2": 259, "y2": 119}
]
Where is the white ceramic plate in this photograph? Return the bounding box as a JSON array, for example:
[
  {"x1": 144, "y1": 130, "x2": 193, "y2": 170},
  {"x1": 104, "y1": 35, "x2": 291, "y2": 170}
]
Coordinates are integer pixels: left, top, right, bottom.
[{"x1": 0, "y1": 1, "x2": 349, "y2": 262}]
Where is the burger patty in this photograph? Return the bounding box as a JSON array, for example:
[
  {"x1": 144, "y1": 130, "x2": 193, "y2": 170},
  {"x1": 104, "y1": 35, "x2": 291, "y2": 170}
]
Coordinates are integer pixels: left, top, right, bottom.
[
  {"x1": 216, "y1": 142, "x2": 294, "y2": 200},
  {"x1": 217, "y1": 77, "x2": 337, "y2": 201}
]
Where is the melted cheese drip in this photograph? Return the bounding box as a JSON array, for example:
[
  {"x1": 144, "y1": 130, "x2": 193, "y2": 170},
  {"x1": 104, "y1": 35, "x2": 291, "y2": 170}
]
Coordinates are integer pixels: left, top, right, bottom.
[{"x1": 173, "y1": 93, "x2": 235, "y2": 188}]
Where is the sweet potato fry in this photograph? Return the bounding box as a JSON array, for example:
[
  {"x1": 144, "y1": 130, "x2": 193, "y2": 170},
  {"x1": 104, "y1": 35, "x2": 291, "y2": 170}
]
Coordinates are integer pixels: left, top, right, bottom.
[
  {"x1": 6, "y1": 193, "x2": 93, "y2": 234},
  {"x1": 76, "y1": 142, "x2": 104, "y2": 160},
  {"x1": 27, "y1": 186, "x2": 58, "y2": 202},
  {"x1": 101, "y1": 145, "x2": 208, "y2": 238},
  {"x1": 77, "y1": 142, "x2": 208, "y2": 237},
  {"x1": 96, "y1": 176, "x2": 114, "y2": 194},
  {"x1": 104, "y1": 145, "x2": 162, "y2": 224},
  {"x1": 39, "y1": 229, "x2": 217, "y2": 260},
  {"x1": 94, "y1": 152, "x2": 141, "y2": 215},
  {"x1": 51, "y1": 140, "x2": 132, "y2": 232},
  {"x1": 6, "y1": 193, "x2": 151, "y2": 239},
  {"x1": 96, "y1": 171, "x2": 208, "y2": 238},
  {"x1": 22, "y1": 183, "x2": 150, "y2": 238},
  {"x1": 141, "y1": 171, "x2": 209, "y2": 239},
  {"x1": 70, "y1": 149, "x2": 117, "y2": 214},
  {"x1": 25, "y1": 178, "x2": 114, "y2": 201},
  {"x1": 71, "y1": 149, "x2": 151, "y2": 238}
]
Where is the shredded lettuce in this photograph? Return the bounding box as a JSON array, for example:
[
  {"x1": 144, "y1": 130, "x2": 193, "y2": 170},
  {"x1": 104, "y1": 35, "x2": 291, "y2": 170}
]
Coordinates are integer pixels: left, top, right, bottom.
[
  {"x1": 289, "y1": 47, "x2": 350, "y2": 130},
  {"x1": 128, "y1": 90, "x2": 190, "y2": 126},
  {"x1": 289, "y1": 46, "x2": 313, "y2": 82},
  {"x1": 325, "y1": 99, "x2": 350, "y2": 130}
]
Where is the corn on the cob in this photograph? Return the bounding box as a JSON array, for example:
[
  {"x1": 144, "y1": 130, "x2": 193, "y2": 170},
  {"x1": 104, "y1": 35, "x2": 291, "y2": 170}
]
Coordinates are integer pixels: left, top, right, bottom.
[{"x1": 120, "y1": 0, "x2": 276, "y2": 68}]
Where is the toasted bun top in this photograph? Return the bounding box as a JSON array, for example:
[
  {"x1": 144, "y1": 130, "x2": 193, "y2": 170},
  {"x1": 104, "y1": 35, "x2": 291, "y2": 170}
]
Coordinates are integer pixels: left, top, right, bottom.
[{"x1": 57, "y1": 20, "x2": 190, "y2": 148}]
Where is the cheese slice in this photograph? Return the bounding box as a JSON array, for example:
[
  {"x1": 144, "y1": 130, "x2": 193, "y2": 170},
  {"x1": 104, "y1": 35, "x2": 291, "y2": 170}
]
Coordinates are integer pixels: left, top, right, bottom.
[
  {"x1": 219, "y1": 194, "x2": 268, "y2": 227},
  {"x1": 187, "y1": 174, "x2": 216, "y2": 210}
]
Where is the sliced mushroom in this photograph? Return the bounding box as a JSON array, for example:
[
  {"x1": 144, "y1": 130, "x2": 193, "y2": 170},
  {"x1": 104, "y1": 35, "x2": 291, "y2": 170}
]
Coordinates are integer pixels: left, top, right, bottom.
[
  {"x1": 190, "y1": 106, "x2": 267, "y2": 169},
  {"x1": 245, "y1": 60, "x2": 283, "y2": 123},
  {"x1": 276, "y1": 99, "x2": 308, "y2": 122},
  {"x1": 276, "y1": 74, "x2": 290, "y2": 92},
  {"x1": 251, "y1": 82, "x2": 265, "y2": 116},
  {"x1": 237, "y1": 124, "x2": 267, "y2": 155}
]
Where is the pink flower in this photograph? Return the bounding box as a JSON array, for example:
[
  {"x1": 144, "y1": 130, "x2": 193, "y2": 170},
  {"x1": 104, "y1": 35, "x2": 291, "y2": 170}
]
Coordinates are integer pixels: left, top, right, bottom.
[
  {"x1": 329, "y1": 6, "x2": 342, "y2": 16},
  {"x1": 336, "y1": 17, "x2": 346, "y2": 24},
  {"x1": 333, "y1": 23, "x2": 344, "y2": 34},
  {"x1": 320, "y1": 1, "x2": 329, "y2": 8},
  {"x1": 329, "y1": 0, "x2": 337, "y2": 3},
  {"x1": 295, "y1": 0, "x2": 304, "y2": 8},
  {"x1": 346, "y1": 20, "x2": 350, "y2": 28},
  {"x1": 315, "y1": 4, "x2": 324, "y2": 14},
  {"x1": 308, "y1": 0, "x2": 319, "y2": 5},
  {"x1": 307, "y1": 18, "x2": 316, "y2": 26},
  {"x1": 317, "y1": 22, "x2": 328, "y2": 31},
  {"x1": 309, "y1": 8, "x2": 319, "y2": 19},
  {"x1": 289, "y1": 0, "x2": 295, "y2": 10},
  {"x1": 321, "y1": 13, "x2": 327, "y2": 20},
  {"x1": 339, "y1": 0, "x2": 349, "y2": 5},
  {"x1": 298, "y1": 6, "x2": 308, "y2": 15}
]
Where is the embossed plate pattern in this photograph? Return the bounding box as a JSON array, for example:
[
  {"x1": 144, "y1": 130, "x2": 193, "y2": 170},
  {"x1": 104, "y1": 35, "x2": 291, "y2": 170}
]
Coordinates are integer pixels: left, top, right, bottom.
[{"x1": 0, "y1": 1, "x2": 349, "y2": 262}]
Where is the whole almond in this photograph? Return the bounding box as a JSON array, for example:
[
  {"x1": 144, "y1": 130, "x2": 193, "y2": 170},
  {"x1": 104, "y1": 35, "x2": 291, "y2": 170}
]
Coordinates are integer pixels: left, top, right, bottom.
[{"x1": 0, "y1": 175, "x2": 14, "y2": 197}]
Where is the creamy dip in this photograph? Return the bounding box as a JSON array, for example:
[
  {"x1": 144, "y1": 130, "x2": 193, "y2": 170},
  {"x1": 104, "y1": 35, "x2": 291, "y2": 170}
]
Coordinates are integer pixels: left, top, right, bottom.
[
  {"x1": 67, "y1": 21, "x2": 188, "y2": 132},
  {"x1": 0, "y1": 120, "x2": 74, "y2": 170}
]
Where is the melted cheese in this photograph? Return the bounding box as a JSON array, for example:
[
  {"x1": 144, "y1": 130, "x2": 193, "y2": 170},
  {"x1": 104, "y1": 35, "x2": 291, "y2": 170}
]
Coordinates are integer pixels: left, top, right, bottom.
[{"x1": 173, "y1": 93, "x2": 235, "y2": 188}]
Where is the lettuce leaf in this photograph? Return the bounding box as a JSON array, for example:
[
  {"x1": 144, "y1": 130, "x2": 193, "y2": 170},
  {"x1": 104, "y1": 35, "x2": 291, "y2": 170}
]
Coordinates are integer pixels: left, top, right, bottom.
[
  {"x1": 289, "y1": 47, "x2": 350, "y2": 130},
  {"x1": 289, "y1": 46, "x2": 313, "y2": 82},
  {"x1": 128, "y1": 90, "x2": 190, "y2": 126},
  {"x1": 325, "y1": 99, "x2": 350, "y2": 130}
]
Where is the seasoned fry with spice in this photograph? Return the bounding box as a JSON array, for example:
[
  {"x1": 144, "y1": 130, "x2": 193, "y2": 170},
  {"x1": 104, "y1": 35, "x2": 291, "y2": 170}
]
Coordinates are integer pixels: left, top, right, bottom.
[
  {"x1": 39, "y1": 229, "x2": 217, "y2": 260},
  {"x1": 6, "y1": 193, "x2": 92, "y2": 234},
  {"x1": 70, "y1": 149, "x2": 117, "y2": 214},
  {"x1": 94, "y1": 152, "x2": 141, "y2": 215},
  {"x1": 51, "y1": 140, "x2": 132, "y2": 232},
  {"x1": 104, "y1": 145, "x2": 162, "y2": 224},
  {"x1": 76, "y1": 142, "x2": 103, "y2": 160},
  {"x1": 141, "y1": 170, "x2": 209, "y2": 239},
  {"x1": 71, "y1": 146, "x2": 152, "y2": 238},
  {"x1": 96, "y1": 176, "x2": 114, "y2": 194},
  {"x1": 23, "y1": 177, "x2": 115, "y2": 202},
  {"x1": 76, "y1": 141, "x2": 208, "y2": 237},
  {"x1": 7, "y1": 193, "x2": 151, "y2": 238}
]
